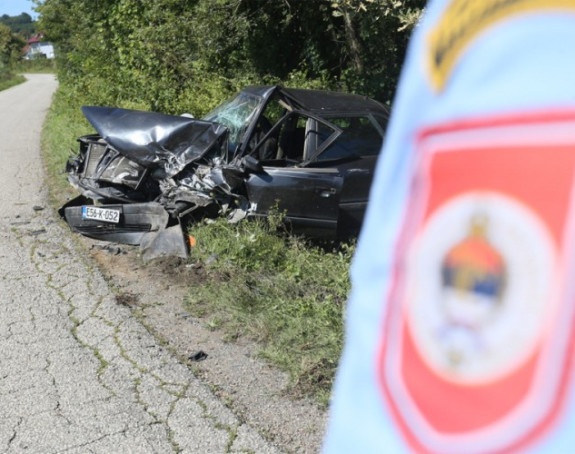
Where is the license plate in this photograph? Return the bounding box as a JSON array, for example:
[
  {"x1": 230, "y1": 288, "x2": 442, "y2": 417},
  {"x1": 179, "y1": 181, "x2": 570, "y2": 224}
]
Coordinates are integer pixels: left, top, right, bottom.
[{"x1": 82, "y1": 206, "x2": 121, "y2": 224}]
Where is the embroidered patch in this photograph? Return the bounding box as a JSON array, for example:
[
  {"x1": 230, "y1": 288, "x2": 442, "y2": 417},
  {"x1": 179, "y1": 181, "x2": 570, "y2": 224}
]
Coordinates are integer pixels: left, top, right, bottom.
[
  {"x1": 378, "y1": 111, "x2": 575, "y2": 453},
  {"x1": 407, "y1": 193, "x2": 553, "y2": 386},
  {"x1": 428, "y1": 0, "x2": 575, "y2": 91}
]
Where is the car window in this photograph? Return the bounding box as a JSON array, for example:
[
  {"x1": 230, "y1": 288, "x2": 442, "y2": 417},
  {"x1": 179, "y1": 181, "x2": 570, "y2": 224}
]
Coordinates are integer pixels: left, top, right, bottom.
[
  {"x1": 373, "y1": 114, "x2": 389, "y2": 131},
  {"x1": 250, "y1": 112, "x2": 339, "y2": 163},
  {"x1": 244, "y1": 97, "x2": 286, "y2": 159},
  {"x1": 315, "y1": 116, "x2": 384, "y2": 161},
  {"x1": 260, "y1": 97, "x2": 285, "y2": 126},
  {"x1": 303, "y1": 118, "x2": 335, "y2": 160},
  {"x1": 277, "y1": 114, "x2": 307, "y2": 161}
]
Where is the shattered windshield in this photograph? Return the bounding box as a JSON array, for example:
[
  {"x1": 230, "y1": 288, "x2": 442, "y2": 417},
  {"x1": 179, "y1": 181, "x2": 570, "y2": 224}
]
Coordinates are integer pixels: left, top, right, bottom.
[{"x1": 203, "y1": 91, "x2": 262, "y2": 150}]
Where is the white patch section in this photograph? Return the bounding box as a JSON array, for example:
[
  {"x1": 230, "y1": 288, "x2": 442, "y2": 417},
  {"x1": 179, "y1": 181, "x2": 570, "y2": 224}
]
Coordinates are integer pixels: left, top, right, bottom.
[{"x1": 406, "y1": 192, "x2": 556, "y2": 384}]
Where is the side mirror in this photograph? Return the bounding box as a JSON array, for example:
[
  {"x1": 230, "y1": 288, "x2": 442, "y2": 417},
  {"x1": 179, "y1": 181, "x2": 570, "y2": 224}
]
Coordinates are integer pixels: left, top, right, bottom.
[{"x1": 242, "y1": 155, "x2": 264, "y2": 174}]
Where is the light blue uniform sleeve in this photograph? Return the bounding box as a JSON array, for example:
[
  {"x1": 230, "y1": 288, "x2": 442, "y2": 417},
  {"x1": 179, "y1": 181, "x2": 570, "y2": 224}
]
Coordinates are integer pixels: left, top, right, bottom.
[{"x1": 323, "y1": 1, "x2": 575, "y2": 452}]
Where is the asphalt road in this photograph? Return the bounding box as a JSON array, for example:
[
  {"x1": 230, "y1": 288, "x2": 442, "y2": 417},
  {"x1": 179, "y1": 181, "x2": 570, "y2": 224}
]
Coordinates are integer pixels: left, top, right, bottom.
[{"x1": 0, "y1": 74, "x2": 279, "y2": 453}]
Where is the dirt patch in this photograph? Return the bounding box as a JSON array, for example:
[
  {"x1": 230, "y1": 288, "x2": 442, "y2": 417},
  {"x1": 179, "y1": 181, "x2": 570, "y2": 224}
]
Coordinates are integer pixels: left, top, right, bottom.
[{"x1": 82, "y1": 237, "x2": 328, "y2": 453}]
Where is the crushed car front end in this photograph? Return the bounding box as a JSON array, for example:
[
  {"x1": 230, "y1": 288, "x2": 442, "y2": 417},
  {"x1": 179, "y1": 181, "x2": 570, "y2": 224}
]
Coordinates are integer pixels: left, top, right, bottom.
[{"x1": 59, "y1": 106, "x2": 246, "y2": 260}]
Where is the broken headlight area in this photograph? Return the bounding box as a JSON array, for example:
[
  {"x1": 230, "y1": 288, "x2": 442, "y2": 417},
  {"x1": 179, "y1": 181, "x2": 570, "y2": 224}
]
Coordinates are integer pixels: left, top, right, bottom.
[
  {"x1": 74, "y1": 135, "x2": 146, "y2": 189},
  {"x1": 66, "y1": 135, "x2": 160, "y2": 202},
  {"x1": 60, "y1": 166, "x2": 246, "y2": 262}
]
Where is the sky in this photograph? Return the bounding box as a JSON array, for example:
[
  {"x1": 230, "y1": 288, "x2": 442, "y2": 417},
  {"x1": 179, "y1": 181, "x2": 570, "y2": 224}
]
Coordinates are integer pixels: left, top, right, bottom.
[{"x1": 0, "y1": 0, "x2": 38, "y2": 20}]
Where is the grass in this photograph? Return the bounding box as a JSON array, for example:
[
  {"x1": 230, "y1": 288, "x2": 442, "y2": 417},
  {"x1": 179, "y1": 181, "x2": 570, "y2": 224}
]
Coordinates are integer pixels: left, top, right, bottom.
[
  {"x1": 0, "y1": 72, "x2": 26, "y2": 91},
  {"x1": 41, "y1": 83, "x2": 351, "y2": 406},
  {"x1": 0, "y1": 59, "x2": 56, "y2": 92},
  {"x1": 14, "y1": 58, "x2": 57, "y2": 74},
  {"x1": 41, "y1": 89, "x2": 92, "y2": 206},
  {"x1": 186, "y1": 214, "x2": 351, "y2": 404}
]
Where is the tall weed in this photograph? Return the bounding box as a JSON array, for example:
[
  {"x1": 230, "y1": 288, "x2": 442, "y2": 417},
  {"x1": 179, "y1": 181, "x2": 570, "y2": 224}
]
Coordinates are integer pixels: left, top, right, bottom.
[{"x1": 14, "y1": 59, "x2": 56, "y2": 74}]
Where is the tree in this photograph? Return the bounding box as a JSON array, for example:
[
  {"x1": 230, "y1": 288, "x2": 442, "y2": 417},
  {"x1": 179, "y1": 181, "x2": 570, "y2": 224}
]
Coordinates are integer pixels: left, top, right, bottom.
[
  {"x1": 0, "y1": 23, "x2": 26, "y2": 68},
  {"x1": 0, "y1": 12, "x2": 35, "y2": 37},
  {"x1": 36, "y1": 0, "x2": 425, "y2": 113}
]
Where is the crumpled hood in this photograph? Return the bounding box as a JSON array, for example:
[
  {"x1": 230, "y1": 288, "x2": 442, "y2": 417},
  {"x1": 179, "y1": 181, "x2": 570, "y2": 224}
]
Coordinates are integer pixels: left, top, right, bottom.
[{"x1": 82, "y1": 106, "x2": 228, "y2": 177}]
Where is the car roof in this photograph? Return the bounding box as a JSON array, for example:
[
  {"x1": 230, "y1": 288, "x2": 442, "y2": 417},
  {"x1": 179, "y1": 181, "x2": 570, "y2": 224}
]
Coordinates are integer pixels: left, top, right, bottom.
[{"x1": 242, "y1": 85, "x2": 389, "y2": 116}]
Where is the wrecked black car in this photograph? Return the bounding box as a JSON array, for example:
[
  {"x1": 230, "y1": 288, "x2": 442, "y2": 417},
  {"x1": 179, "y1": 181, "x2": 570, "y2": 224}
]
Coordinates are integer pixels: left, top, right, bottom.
[{"x1": 60, "y1": 86, "x2": 389, "y2": 260}]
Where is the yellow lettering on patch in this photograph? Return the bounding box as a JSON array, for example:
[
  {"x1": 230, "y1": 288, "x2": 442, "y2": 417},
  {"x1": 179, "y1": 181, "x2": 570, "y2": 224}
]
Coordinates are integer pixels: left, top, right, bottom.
[{"x1": 428, "y1": 0, "x2": 575, "y2": 91}]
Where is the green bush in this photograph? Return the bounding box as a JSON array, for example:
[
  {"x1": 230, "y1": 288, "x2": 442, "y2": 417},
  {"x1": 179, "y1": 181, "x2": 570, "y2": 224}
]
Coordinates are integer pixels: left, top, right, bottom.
[{"x1": 37, "y1": 0, "x2": 424, "y2": 113}]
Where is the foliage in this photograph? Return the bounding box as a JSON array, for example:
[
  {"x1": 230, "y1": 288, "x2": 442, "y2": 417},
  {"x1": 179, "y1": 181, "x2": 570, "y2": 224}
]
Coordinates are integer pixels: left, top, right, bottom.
[
  {"x1": 41, "y1": 88, "x2": 92, "y2": 205},
  {"x1": 237, "y1": 0, "x2": 425, "y2": 102},
  {"x1": 0, "y1": 23, "x2": 26, "y2": 68},
  {"x1": 36, "y1": 0, "x2": 425, "y2": 114},
  {"x1": 14, "y1": 57, "x2": 56, "y2": 73},
  {"x1": 36, "y1": 0, "x2": 248, "y2": 115},
  {"x1": 330, "y1": 0, "x2": 425, "y2": 100},
  {"x1": 0, "y1": 21, "x2": 26, "y2": 86},
  {"x1": 186, "y1": 215, "x2": 353, "y2": 403}
]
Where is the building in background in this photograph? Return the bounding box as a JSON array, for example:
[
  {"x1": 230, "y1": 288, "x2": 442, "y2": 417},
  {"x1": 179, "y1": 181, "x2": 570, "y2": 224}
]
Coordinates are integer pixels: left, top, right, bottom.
[{"x1": 22, "y1": 33, "x2": 54, "y2": 59}]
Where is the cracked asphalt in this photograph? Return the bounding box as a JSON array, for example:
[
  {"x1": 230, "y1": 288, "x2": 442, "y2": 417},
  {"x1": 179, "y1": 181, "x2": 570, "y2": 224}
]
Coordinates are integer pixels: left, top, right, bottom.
[{"x1": 0, "y1": 75, "x2": 280, "y2": 453}]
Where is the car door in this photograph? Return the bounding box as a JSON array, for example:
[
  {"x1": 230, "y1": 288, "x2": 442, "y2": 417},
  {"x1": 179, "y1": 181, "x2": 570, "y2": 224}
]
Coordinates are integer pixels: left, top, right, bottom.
[
  {"x1": 244, "y1": 113, "x2": 344, "y2": 237},
  {"x1": 310, "y1": 114, "x2": 385, "y2": 236},
  {"x1": 245, "y1": 168, "x2": 344, "y2": 237},
  {"x1": 332, "y1": 155, "x2": 378, "y2": 235}
]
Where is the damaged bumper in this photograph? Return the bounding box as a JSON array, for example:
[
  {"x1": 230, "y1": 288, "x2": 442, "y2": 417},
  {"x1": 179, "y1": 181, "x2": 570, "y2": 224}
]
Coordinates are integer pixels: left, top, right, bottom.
[{"x1": 60, "y1": 197, "x2": 189, "y2": 261}]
